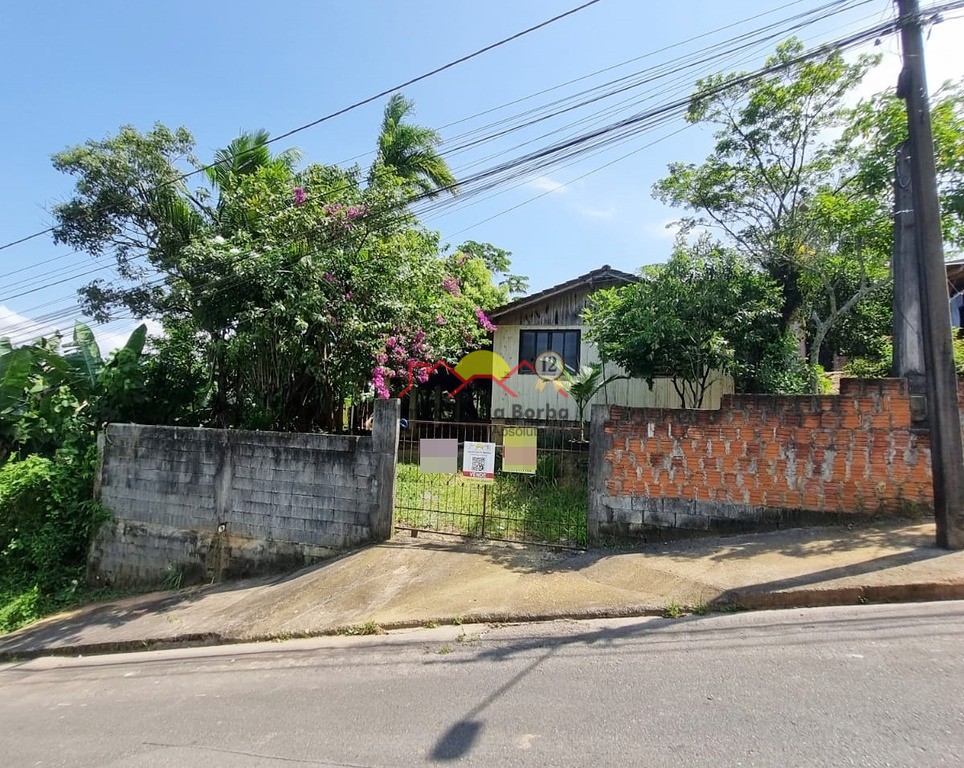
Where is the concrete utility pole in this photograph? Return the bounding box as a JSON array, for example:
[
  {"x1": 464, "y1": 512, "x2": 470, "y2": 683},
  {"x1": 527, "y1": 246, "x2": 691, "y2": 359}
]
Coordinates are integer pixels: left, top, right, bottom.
[
  {"x1": 895, "y1": 0, "x2": 964, "y2": 548},
  {"x1": 892, "y1": 141, "x2": 926, "y2": 387}
]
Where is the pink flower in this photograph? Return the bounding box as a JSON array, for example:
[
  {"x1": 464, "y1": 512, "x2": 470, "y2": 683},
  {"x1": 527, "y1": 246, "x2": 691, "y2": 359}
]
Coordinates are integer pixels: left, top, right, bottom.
[
  {"x1": 474, "y1": 307, "x2": 497, "y2": 333},
  {"x1": 293, "y1": 187, "x2": 307, "y2": 205},
  {"x1": 414, "y1": 330, "x2": 425, "y2": 344},
  {"x1": 324, "y1": 272, "x2": 337, "y2": 283},
  {"x1": 442, "y1": 276, "x2": 461, "y2": 297},
  {"x1": 386, "y1": 336, "x2": 397, "y2": 348},
  {"x1": 436, "y1": 315, "x2": 446, "y2": 325},
  {"x1": 415, "y1": 368, "x2": 430, "y2": 384},
  {"x1": 371, "y1": 366, "x2": 391, "y2": 399}
]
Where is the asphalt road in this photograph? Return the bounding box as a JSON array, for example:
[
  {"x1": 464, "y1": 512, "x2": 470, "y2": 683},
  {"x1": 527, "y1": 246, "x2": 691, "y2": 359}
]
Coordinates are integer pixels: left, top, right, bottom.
[{"x1": 1, "y1": 602, "x2": 962, "y2": 767}]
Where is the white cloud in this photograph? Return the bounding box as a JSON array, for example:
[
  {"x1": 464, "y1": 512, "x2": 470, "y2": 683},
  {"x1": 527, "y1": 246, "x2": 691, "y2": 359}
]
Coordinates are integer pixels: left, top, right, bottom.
[
  {"x1": 574, "y1": 204, "x2": 617, "y2": 220},
  {"x1": 854, "y1": 16, "x2": 964, "y2": 100},
  {"x1": 526, "y1": 175, "x2": 569, "y2": 194},
  {"x1": 0, "y1": 305, "x2": 162, "y2": 354},
  {"x1": 644, "y1": 218, "x2": 681, "y2": 240},
  {"x1": 0, "y1": 305, "x2": 58, "y2": 347}
]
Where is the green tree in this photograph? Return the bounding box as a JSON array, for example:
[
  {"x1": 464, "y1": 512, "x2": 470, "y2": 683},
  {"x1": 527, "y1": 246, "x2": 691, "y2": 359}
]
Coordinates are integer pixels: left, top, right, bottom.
[
  {"x1": 839, "y1": 80, "x2": 964, "y2": 249},
  {"x1": 370, "y1": 93, "x2": 457, "y2": 197},
  {"x1": 584, "y1": 238, "x2": 793, "y2": 408},
  {"x1": 51, "y1": 125, "x2": 302, "y2": 322},
  {"x1": 655, "y1": 40, "x2": 878, "y2": 321},
  {"x1": 50, "y1": 98, "x2": 515, "y2": 432}
]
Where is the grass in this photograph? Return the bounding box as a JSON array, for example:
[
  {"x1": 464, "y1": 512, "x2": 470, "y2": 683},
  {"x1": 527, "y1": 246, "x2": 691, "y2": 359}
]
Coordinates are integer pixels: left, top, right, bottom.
[
  {"x1": 663, "y1": 601, "x2": 684, "y2": 619},
  {"x1": 340, "y1": 620, "x2": 385, "y2": 636},
  {"x1": 0, "y1": 577, "x2": 152, "y2": 636},
  {"x1": 394, "y1": 460, "x2": 588, "y2": 546}
]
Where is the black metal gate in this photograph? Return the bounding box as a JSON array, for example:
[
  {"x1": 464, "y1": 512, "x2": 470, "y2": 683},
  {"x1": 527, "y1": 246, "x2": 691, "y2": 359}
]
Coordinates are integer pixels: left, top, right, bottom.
[{"x1": 394, "y1": 420, "x2": 588, "y2": 548}]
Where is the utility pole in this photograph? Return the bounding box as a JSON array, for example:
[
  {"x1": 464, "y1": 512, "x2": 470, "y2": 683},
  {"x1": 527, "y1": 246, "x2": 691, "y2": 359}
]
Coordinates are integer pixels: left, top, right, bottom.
[
  {"x1": 892, "y1": 141, "x2": 926, "y2": 388},
  {"x1": 896, "y1": 0, "x2": 964, "y2": 548}
]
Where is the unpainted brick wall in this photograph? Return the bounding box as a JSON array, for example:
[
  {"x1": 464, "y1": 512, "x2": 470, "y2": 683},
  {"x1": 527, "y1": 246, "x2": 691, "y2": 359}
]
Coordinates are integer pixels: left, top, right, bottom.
[
  {"x1": 588, "y1": 379, "x2": 945, "y2": 542},
  {"x1": 88, "y1": 400, "x2": 399, "y2": 587}
]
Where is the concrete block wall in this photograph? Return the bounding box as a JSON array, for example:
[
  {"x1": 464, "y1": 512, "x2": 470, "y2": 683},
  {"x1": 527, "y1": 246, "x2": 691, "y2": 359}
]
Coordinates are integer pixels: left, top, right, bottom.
[
  {"x1": 589, "y1": 379, "x2": 943, "y2": 543},
  {"x1": 88, "y1": 399, "x2": 400, "y2": 587}
]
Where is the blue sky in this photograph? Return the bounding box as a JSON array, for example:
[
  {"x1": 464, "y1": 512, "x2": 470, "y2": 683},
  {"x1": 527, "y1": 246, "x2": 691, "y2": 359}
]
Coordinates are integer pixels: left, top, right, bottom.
[{"x1": 1, "y1": 0, "x2": 961, "y2": 349}]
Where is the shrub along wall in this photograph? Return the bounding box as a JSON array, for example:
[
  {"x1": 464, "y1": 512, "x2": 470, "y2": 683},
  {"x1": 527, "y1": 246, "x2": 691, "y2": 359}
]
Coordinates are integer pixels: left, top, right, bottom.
[
  {"x1": 88, "y1": 400, "x2": 400, "y2": 588},
  {"x1": 588, "y1": 378, "x2": 944, "y2": 543}
]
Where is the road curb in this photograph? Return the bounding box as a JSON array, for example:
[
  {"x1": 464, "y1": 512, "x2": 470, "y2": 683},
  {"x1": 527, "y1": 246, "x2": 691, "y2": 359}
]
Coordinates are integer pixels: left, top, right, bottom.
[
  {"x1": 722, "y1": 581, "x2": 964, "y2": 610},
  {"x1": 3, "y1": 582, "x2": 964, "y2": 662}
]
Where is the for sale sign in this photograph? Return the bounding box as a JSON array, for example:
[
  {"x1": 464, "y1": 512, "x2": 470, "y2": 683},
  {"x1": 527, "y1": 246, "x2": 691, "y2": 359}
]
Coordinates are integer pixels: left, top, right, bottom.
[{"x1": 462, "y1": 441, "x2": 496, "y2": 481}]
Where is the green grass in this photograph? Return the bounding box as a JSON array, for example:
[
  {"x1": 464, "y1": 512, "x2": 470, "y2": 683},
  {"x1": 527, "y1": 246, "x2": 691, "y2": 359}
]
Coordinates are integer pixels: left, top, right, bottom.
[
  {"x1": 394, "y1": 461, "x2": 588, "y2": 546},
  {"x1": 0, "y1": 576, "x2": 149, "y2": 636},
  {"x1": 341, "y1": 620, "x2": 384, "y2": 636}
]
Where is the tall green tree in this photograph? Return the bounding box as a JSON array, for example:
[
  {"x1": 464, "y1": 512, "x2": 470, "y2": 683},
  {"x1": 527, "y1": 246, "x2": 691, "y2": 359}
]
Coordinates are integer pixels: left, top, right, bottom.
[
  {"x1": 584, "y1": 237, "x2": 796, "y2": 408},
  {"x1": 52, "y1": 125, "x2": 301, "y2": 322},
  {"x1": 653, "y1": 39, "x2": 880, "y2": 329},
  {"x1": 370, "y1": 93, "x2": 457, "y2": 197},
  {"x1": 51, "y1": 97, "x2": 514, "y2": 432}
]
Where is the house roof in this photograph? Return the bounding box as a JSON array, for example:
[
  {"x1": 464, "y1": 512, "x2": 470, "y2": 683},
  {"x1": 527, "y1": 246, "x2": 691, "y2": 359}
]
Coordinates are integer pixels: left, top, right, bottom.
[
  {"x1": 947, "y1": 256, "x2": 964, "y2": 295},
  {"x1": 489, "y1": 264, "x2": 636, "y2": 320}
]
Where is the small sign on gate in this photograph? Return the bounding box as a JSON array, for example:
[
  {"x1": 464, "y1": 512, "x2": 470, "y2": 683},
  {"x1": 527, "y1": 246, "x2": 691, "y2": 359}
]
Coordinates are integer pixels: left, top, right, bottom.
[
  {"x1": 502, "y1": 427, "x2": 537, "y2": 474},
  {"x1": 462, "y1": 441, "x2": 496, "y2": 481},
  {"x1": 419, "y1": 438, "x2": 458, "y2": 474}
]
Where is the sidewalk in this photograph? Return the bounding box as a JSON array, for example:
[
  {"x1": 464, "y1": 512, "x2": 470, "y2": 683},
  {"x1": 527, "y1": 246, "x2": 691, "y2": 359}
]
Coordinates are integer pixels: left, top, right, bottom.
[{"x1": 1, "y1": 521, "x2": 962, "y2": 660}]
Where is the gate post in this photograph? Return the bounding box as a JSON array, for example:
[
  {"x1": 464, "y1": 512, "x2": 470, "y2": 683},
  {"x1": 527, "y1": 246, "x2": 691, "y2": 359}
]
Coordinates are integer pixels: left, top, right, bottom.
[
  {"x1": 370, "y1": 398, "x2": 401, "y2": 540},
  {"x1": 587, "y1": 403, "x2": 613, "y2": 547}
]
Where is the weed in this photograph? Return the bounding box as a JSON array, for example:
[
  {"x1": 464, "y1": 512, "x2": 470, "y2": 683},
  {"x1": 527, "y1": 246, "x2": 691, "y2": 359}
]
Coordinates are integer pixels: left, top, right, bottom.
[
  {"x1": 664, "y1": 601, "x2": 684, "y2": 619},
  {"x1": 162, "y1": 562, "x2": 184, "y2": 591},
  {"x1": 693, "y1": 602, "x2": 709, "y2": 616},
  {"x1": 423, "y1": 620, "x2": 438, "y2": 629},
  {"x1": 342, "y1": 620, "x2": 384, "y2": 636},
  {"x1": 453, "y1": 616, "x2": 464, "y2": 626},
  {"x1": 438, "y1": 645, "x2": 452, "y2": 655}
]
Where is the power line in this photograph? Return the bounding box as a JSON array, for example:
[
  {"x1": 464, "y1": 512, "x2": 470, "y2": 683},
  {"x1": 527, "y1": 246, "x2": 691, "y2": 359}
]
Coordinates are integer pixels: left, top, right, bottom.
[
  {"x1": 1, "y1": 0, "x2": 948, "y2": 338},
  {"x1": 0, "y1": 0, "x2": 875, "y2": 301},
  {"x1": 0, "y1": 0, "x2": 606, "y2": 255},
  {"x1": 0, "y1": 3, "x2": 920, "y2": 338}
]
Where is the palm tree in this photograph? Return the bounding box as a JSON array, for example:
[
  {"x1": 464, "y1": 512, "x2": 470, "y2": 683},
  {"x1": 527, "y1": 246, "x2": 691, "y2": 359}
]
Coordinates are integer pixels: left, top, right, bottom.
[
  {"x1": 203, "y1": 129, "x2": 303, "y2": 235},
  {"x1": 205, "y1": 129, "x2": 302, "y2": 194},
  {"x1": 563, "y1": 363, "x2": 628, "y2": 441},
  {"x1": 370, "y1": 94, "x2": 457, "y2": 197}
]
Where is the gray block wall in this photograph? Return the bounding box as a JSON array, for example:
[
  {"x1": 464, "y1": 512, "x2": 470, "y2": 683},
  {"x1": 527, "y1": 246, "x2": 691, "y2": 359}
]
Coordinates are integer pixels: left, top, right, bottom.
[{"x1": 88, "y1": 399, "x2": 400, "y2": 588}]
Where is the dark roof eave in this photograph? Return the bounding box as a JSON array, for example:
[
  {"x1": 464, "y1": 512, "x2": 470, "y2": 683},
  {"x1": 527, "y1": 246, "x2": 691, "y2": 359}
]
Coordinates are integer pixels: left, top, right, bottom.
[{"x1": 489, "y1": 265, "x2": 636, "y2": 320}]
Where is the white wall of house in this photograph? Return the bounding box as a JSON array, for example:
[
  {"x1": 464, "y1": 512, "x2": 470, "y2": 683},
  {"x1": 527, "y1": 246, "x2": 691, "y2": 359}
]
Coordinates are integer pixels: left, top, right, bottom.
[{"x1": 491, "y1": 323, "x2": 734, "y2": 421}]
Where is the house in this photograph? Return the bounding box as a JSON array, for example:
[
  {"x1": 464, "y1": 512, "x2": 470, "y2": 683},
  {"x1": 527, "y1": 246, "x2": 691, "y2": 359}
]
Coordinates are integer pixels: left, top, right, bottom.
[
  {"x1": 946, "y1": 256, "x2": 964, "y2": 329},
  {"x1": 487, "y1": 265, "x2": 734, "y2": 423}
]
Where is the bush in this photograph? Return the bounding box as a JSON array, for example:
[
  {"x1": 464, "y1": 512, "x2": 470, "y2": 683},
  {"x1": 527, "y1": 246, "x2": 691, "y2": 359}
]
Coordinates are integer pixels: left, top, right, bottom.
[{"x1": 0, "y1": 445, "x2": 107, "y2": 632}]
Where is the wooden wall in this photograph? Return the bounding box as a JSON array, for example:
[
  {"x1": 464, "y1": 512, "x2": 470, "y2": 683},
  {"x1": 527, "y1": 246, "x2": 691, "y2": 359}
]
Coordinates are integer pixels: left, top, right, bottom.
[{"x1": 491, "y1": 323, "x2": 733, "y2": 421}]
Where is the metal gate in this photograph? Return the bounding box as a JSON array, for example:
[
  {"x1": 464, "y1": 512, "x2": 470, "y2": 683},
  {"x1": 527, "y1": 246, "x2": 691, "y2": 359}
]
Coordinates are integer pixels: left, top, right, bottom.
[{"x1": 394, "y1": 420, "x2": 588, "y2": 548}]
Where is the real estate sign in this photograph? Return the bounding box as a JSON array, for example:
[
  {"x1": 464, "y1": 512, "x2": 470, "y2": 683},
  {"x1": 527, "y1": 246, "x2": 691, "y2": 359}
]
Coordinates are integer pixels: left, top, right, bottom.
[
  {"x1": 462, "y1": 441, "x2": 496, "y2": 481},
  {"x1": 502, "y1": 427, "x2": 537, "y2": 474}
]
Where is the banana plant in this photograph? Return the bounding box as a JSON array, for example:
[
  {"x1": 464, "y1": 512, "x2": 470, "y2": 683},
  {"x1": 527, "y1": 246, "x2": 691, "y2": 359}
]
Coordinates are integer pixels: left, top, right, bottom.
[{"x1": 0, "y1": 322, "x2": 147, "y2": 460}]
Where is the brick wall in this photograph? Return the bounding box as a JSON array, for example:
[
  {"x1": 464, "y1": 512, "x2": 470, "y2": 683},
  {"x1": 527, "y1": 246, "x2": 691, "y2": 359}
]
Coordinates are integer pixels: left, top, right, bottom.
[
  {"x1": 88, "y1": 399, "x2": 399, "y2": 588},
  {"x1": 588, "y1": 379, "x2": 943, "y2": 543}
]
